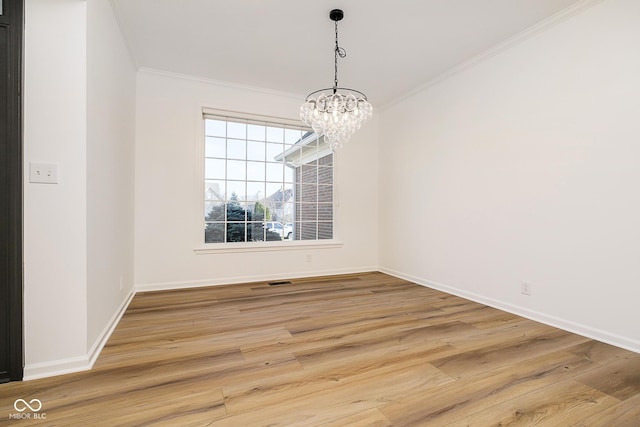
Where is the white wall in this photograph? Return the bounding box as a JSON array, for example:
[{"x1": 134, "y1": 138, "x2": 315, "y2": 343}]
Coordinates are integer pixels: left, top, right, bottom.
[
  {"x1": 134, "y1": 71, "x2": 378, "y2": 290},
  {"x1": 379, "y1": 0, "x2": 640, "y2": 352},
  {"x1": 23, "y1": 0, "x2": 137, "y2": 379},
  {"x1": 86, "y1": 0, "x2": 136, "y2": 350},
  {"x1": 26, "y1": 0, "x2": 637, "y2": 382},
  {"x1": 23, "y1": 0, "x2": 88, "y2": 376}
]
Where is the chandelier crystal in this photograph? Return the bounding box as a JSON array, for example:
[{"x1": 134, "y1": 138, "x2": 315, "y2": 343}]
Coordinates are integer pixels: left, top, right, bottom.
[{"x1": 300, "y1": 9, "x2": 372, "y2": 151}]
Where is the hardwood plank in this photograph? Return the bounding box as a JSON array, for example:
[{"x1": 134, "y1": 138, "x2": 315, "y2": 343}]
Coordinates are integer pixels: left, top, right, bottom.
[
  {"x1": 378, "y1": 350, "x2": 596, "y2": 426},
  {"x1": 445, "y1": 380, "x2": 619, "y2": 426},
  {"x1": 431, "y1": 328, "x2": 590, "y2": 379},
  {"x1": 323, "y1": 408, "x2": 393, "y2": 427},
  {"x1": 223, "y1": 357, "x2": 453, "y2": 414},
  {"x1": 572, "y1": 393, "x2": 640, "y2": 427},
  {"x1": 571, "y1": 356, "x2": 640, "y2": 400},
  {"x1": 0, "y1": 272, "x2": 638, "y2": 426},
  {"x1": 567, "y1": 340, "x2": 639, "y2": 365},
  {"x1": 443, "y1": 318, "x2": 557, "y2": 352}
]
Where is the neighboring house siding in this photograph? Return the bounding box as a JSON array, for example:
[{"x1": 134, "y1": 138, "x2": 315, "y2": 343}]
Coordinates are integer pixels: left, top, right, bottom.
[{"x1": 295, "y1": 153, "x2": 333, "y2": 240}]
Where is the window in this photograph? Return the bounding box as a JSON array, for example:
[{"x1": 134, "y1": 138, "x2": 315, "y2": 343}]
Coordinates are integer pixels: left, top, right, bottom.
[{"x1": 203, "y1": 110, "x2": 334, "y2": 244}]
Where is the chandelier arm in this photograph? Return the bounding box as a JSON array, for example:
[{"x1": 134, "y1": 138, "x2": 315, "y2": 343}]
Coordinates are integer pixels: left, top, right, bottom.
[{"x1": 304, "y1": 87, "x2": 368, "y2": 102}]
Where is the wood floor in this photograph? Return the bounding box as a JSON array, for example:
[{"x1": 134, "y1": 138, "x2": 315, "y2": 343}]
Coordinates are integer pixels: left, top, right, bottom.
[{"x1": 1, "y1": 272, "x2": 639, "y2": 426}]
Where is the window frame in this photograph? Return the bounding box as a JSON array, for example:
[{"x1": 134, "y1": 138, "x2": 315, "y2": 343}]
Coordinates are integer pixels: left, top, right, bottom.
[{"x1": 194, "y1": 107, "x2": 342, "y2": 254}]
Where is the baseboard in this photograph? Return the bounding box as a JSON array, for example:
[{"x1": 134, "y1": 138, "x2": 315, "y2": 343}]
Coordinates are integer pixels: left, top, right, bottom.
[
  {"x1": 86, "y1": 289, "x2": 136, "y2": 368},
  {"x1": 379, "y1": 267, "x2": 640, "y2": 355},
  {"x1": 135, "y1": 266, "x2": 379, "y2": 293},
  {"x1": 23, "y1": 289, "x2": 136, "y2": 381},
  {"x1": 22, "y1": 355, "x2": 91, "y2": 381}
]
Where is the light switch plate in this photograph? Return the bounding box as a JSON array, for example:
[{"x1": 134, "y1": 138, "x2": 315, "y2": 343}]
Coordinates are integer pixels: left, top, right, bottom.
[{"x1": 29, "y1": 162, "x2": 59, "y2": 184}]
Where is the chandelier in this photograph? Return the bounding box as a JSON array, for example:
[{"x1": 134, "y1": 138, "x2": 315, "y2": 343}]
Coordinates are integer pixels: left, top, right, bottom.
[{"x1": 300, "y1": 9, "x2": 373, "y2": 151}]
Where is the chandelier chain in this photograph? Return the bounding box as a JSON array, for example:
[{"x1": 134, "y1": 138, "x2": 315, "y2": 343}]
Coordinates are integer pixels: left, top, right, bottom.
[{"x1": 334, "y1": 19, "x2": 346, "y2": 91}]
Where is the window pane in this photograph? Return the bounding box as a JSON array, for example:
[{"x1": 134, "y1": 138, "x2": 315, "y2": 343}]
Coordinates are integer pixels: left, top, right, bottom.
[
  {"x1": 205, "y1": 120, "x2": 226, "y2": 137},
  {"x1": 227, "y1": 202, "x2": 247, "y2": 221},
  {"x1": 227, "y1": 180, "x2": 245, "y2": 201},
  {"x1": 227, "y1": 160, "x2": 246, "y2": 181},
  {"x1": 266, "y1": 229, "x2": 282, "y2": 241},
  {"x1": 205, "y1": 159, "x2": 225, "y2": 180},
  {"x1": 205, "y1": 223, "x2": 225, "y2": 243},
  {"x1": 283, "y1": 183, "x2": 294, "y2": 202},
  {"x1": 266, "y1": 126, "x2": 283, "y2": 143},
  {"x1": 318, "y1": 185, "x2": 333, "y2": 203},
  {"x1": 285, "y1": 148, "x2": 301, "y2": 165},
  {"x1": 227, "y1": 121, "x2": 246, "y2": 139},
  {"x1": 318, "y1": 166, "x2": 333, "y2": 184},
  {"x1": 247, "y1": 141, "x2": 265, "y2": 161},
  {"x1": 301, "y1": 165, "x2": 318, "y2": 183},
  {"x1": 269, "y1": 188, "x2": 286, "y2": 206},
  {"x1": 226, "y1": 223, "x2": 247, "y2": 242},
  {"x1": 283, "y1": 202, "x2": 294, "y2": 221},
  {"x1": 300, "y1": 222, "x2": 317, "y2": 240},
  {"x1": 284, "y1": 166, "x2": 294, "y2": 183},
  {"x1": 205, "y1": 202, "x2": 225, "y2": 221},
  {"x1": 318, "y1": 222, "x2": 333, "y2": 239},
  {"x1": 272, "y1": 207, "x2": 285, "y2": 223},
  {"x1": 318, "y1": 203, "x2": 333, "y2": 221},
  {"x1": 295, "y1": 183, "x2": 301, "y2": 201},
  {"x1": 266, "y1": 143, "x2": 285, "y2": 161},
  {"x1": 299, "y1": 147, "x2": 317, "y2": 164},
  {"x1": 266, "y1": 162, "x2": 283, "y2": 183},
  {"x1": 300, "y1": 184, "x2": 318, "y2": 203},
  {"x1": 227, "y1": 139, "x2": 246, "y2": 160},
  {"x1": 319, "y1": 154, "x2": 333, "y2": 167},
  {"x1": 247, "y1": 124, "x2": 264, "y2": 140},
  {"x1": 284, "y1": 128, "x2": 303, "y2": 144},
  {"x1": 305, "y1": 137, "x2": 319, "y2": 152},
  {"x1": 205, "y1": 137, "x2": 225, "y2": 158},
  {"x1": 296, "y1": 202, "x2": 305, "y2": 221},
  {"x1": 205, "y1": 180, "x2": 225, "y2": 201},
  {"x1": 248, "y1": 222, "x2": 265, "y2": 241},
  {"x1": 299, "y1": 203, "x2": 317, "y2": 221},
  {"x1": 246, "y1": 182, "x2": 265, "y2": 201},
  {"x1": 250, "y1": 201, "x2": 268, "y2": 222},
  {"x1": 265, "y1": 182, "x2": 281, "y2": 200},
  {"x1": 247, "y1": 161, "x2": 265, "y2": 182}
]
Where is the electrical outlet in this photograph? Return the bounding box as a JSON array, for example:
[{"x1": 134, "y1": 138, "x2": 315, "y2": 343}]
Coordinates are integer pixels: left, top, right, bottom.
[
  {"x1": 29, "y1": 162, "x2": 59, "y2": 184},
  {"x1": 119, "y1": 276, "x2": 124, "y2": 291},
  {"x1": 521, "y1": 281, "x2": 532, "y2": 296},
  {"x1": 306, "y1": 254, "x2": 312, "y2": 263}
]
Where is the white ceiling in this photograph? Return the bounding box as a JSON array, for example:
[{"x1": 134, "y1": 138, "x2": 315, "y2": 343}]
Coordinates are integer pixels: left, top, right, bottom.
[{"x1": 111, "y1": 0, "x2": 586, "y2": 107}]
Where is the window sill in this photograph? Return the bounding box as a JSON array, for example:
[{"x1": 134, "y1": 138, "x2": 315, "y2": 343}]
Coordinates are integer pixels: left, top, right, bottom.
[{"x1": 194, "y1": 239, "x2": 343, "y2": 254}]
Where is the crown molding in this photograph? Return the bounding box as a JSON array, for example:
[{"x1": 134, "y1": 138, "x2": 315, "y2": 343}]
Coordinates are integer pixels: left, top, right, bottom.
[
  {"x1": 381, "y1": 0, "x2": 607, "y2": 111},
  {"x1": 138, "y1": 67, "x2": 306, "y2": 100}
]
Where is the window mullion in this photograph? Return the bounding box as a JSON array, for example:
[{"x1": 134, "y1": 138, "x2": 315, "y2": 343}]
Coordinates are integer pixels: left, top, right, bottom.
[{"x1": 224, "y1": 121, "x2": 229, "y2": 243}]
